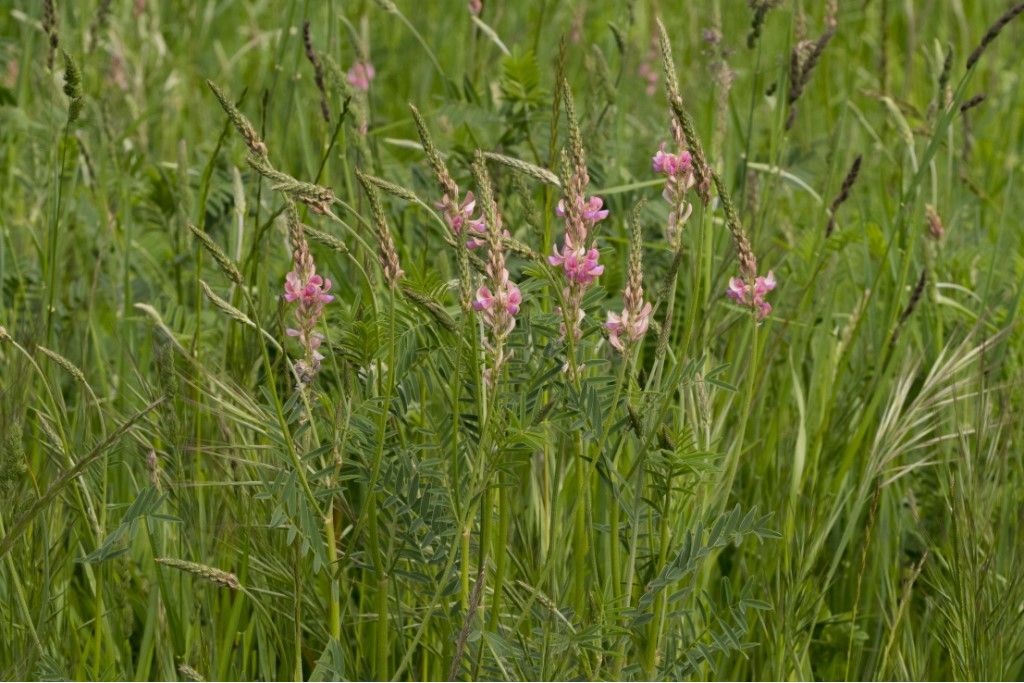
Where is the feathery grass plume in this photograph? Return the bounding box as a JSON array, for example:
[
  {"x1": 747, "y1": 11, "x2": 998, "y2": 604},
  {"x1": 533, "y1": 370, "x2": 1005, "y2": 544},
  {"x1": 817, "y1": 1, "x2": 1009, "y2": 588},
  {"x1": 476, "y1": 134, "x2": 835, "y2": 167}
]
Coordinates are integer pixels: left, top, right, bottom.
[
  {"x1": 304, "y1": 225, "x2": 349, "y2": 254},
  {"x1": 561, "y1": 78, "x2": 588, "y2": 175},
  {"x1": 247, "y1": 154, "x2": 335, "y2": 214},
  {"x1": 282, "y1": 201, "x2": 333, "y2": 383},
  {"x1": 826, "y1": 155, "x2": 863, "y2": 236},
  {"x1": 959, "y1": 93, "x2": 986, "y2": 115},
  {"x1": 61, "y1": 50, "x2": 83, "y2": 124},
  {"x1": 177, "y1": 663, "x2": 204, "y2": 682},
  {"x1": 199, "y1": 280, "x2": 254, "y2": 328},
  {"x1": 43, "y1": 0, "x2": 59, "y2": 70},
  {"x1": 470, "y1": 152, "x2": 522, "y2": 386},
  {"x1": 409, "y1": 104, "x2": 457, "y2": 197},
  {"x1": 206, "y1": 80, "x2": 268, "y2": 158},
  {"x1": 155, "y1": 557, "x2": 241, "y2": 589},
  {"x1": 188, "y1": 223, "x2": 243, "y2": 285},
  {"x1": 302, "y1": 20, "x2": 331, "y2": 122},
  {"x1": 38, "y1": 346, "x2": 100, "y2": 406},
  {"x1": 786, "y1": 25, "x2": 836, "y2": 130},
  {"x1": 606, "y1": 201, "x2": 653, "y2": 353},
  {"x1": 714, "y1": 173, "x2": 757, "y2": 280},
  {"x1": 356, "y1": 168, "x2": 405, "y2": 288},
  {"x1": 360, "y1": 173, "x2": 421, "y2": 206},
  {"x1": 966, "y1": 2, "x2": 1024, "y2": 71},
  {"x1": 482, "y1": 152, "x2": 561, "y2": 187},
  {"x1": 747, "y1": 0, "x2": 782, "y2": 49},
  {"x1": 400, "y1": 285, "x2": 457, "y2": 333}
]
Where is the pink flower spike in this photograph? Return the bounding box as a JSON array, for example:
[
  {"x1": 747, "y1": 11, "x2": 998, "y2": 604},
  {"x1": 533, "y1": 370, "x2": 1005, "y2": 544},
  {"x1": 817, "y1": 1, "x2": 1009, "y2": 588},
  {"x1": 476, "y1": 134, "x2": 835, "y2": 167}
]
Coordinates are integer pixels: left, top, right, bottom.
[{"x1": 468, "y1": 0, "x2": 482, "y2": 14}]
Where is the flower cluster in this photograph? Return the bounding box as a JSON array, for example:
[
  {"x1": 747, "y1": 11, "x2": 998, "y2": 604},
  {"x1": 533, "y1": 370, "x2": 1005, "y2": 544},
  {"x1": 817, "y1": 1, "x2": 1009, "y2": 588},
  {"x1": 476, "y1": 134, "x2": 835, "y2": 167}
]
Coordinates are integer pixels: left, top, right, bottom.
[
  {"x1": 606, "y1": 213, "x2": 653, "y2": 353},
  {"x1": 346, "y1": 62, "x2": 375, "y2": 92},
  {"x1": 435, "y1": 190, "x2": 508, "y2": 249},
  {"x1": 652, "y1": 120, "x2": 697, "y2": 247},
  {"x1": 283, "y1": 217, "x2": 334, "y2": 384},
  {"x1": 726, "y1": 271, "x2": 776, "y2": 320},
  {"x1": 549, "y1": 169, "x2": 607, "y2": 342},
  {"x1": 471, "y1": 158, "x2": 522, "y2": 386}
]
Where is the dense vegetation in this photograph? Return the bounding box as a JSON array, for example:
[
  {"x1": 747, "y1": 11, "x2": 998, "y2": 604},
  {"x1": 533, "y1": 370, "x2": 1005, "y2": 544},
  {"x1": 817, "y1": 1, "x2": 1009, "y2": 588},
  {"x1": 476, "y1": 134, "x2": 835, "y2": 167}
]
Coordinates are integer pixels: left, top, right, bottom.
[{"x1": 1, "y1": 0, "x2": 1023, "y2": 679}]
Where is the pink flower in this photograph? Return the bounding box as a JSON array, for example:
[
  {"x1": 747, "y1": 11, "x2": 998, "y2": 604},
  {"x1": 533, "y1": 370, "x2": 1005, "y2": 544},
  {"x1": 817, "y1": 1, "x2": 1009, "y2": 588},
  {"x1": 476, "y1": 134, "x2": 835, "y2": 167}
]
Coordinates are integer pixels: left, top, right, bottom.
[
  {"x1": 284, "y1": 272, "x2": 334, "y2": 305},
  {"x1": 651, "y1": 145, "x2": 692, "y2": 177},
  {"x1": 555, "y1": 196, "x2": 609, "y2": 226},
  {"x1": 726, "y1": 271, "x2": 776, "y2": 320},
  {"x1": 347, "y1": 62, "x2": 375, "y2": 92},
  {"x1": 468, "y1": 0, "x2": 482, "y2": 14},
  {"x1": 606, "y1": 301, "x2": 653, "y2": 352},
  {"x1": 548, "y1": 244, "x2": 604, "y2": 285}
]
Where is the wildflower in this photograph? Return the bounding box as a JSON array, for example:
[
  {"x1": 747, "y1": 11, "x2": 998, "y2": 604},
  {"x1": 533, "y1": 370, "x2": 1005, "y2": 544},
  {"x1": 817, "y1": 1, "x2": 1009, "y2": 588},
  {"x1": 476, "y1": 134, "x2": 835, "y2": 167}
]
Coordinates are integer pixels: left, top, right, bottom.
[
  {"x1": 436, "y1": 190, "x2": 500, "y2": 249},
  {"x1": 550, "y1": 83, "x2": 606, "y2": 349},
  {"x1": 607, "y1": 205, "x2": 653, "y2": 353},
  {"x1": 468, "y1": 0, "x2": 482, "y2": 15},
  {"x1": 283, "y1": 206, "x2": 333, "y2": 385},
  {"x1": 653, "y1": 121, "x2": 698, "y2": 247},
  {"x1": 471, "y1": 153, "x2": 521, "y2": 386},
  {"x1": 726, "y1": 271, "x2": 776, "y2": 320},
  {"x1": 555, "y1": 195, "x2": 609, "y2": 225},
  {"x1": 548, "y1": 244, "x2": 604, "y2": 285},
  {"x1": 347, "y1": 62, "x2": 375, "y2": 92}
]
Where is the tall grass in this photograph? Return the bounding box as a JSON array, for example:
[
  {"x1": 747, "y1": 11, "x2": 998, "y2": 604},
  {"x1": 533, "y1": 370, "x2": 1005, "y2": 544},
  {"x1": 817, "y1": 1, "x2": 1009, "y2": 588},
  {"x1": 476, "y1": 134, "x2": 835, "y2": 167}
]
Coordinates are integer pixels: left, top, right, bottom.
[{"x1": 1, "y1": 0, "x2": 1023, "y2": 680}]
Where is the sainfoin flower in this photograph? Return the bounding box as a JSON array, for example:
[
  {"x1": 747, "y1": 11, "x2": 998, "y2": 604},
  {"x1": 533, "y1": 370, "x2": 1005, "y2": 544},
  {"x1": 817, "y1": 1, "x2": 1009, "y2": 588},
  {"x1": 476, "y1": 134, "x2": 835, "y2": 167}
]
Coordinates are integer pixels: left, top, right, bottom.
[
  {"x1": 471, "y1": 155, "x2": 522, "y2": 386},
  {"x1": 347, "y1": 62, "x2": 375, "y2": 91},
  {"x1": 726, "y1": 271, "x2": 776, "y2": 320},
  {"x1": 606, "y1": 213, "x2": 652, "y2": 353},
  {"x1": 436, "y1": 190, "x2": 503, "y2": 249},
  {"x1": 551, "y1": 160, "x2": 608, "y2": 342},
  {"x1": 284, "y1": 210, "x2": 333, "y2": 384},
  {"x1": 606, "y1": 303, "x2": 653, "y2": 352},
  {"x1": 653, "y1": 123, "x2": 697, "y2": 247}
]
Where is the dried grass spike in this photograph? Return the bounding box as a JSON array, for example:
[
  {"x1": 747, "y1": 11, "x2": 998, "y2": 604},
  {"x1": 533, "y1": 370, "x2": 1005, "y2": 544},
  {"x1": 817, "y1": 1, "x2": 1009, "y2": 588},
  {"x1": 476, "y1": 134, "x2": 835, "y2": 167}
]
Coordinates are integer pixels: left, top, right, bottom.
[{"x1": 156, "y1": 557, "x2": 241, "y2": 589}]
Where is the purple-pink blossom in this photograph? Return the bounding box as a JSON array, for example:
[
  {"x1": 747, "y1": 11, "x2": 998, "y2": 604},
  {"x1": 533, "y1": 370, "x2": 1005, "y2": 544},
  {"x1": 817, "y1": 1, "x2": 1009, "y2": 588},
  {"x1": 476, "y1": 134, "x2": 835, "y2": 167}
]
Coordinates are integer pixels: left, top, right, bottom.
[
  {"x1": 555, "y1": 196, "x2": 609, "y2": 226},
  {"x1": 284, "y1": 229, "x2": 333, "y2": 384},
  {"x1": 548, "y1": 244, "x2": 604, "y2": 285},
  {"x1": 606, "y1": 302, "x2": 653, "y2": 352},
  {"x1": 347, "y1": 62, "x2": 375, "y2": 92},
  {"x1": 651, "y1": 145, "x2": 692, "y2": 177},
  {"x1": 468, "y1": 0, "x2": 482, "y2": 14},
  {"x1": 726, "y1": 271, "x2": 777, "y2": 320}
]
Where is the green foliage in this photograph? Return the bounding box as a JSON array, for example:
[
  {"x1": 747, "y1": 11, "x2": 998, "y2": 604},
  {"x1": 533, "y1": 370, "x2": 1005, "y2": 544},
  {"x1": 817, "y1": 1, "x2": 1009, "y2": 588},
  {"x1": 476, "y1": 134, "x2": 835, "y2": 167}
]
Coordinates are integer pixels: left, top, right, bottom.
[{"x1": 1, "y1": 0, "x2": 1023, "y2": 681}]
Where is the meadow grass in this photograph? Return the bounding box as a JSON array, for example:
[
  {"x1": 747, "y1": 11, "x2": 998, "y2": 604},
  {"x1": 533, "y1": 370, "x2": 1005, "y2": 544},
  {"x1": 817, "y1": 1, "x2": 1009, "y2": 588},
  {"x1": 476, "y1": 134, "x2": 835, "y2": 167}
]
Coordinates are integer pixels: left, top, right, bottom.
[{"x1": 1, "y1": 0, "x2": 1023, "y2": 680}]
